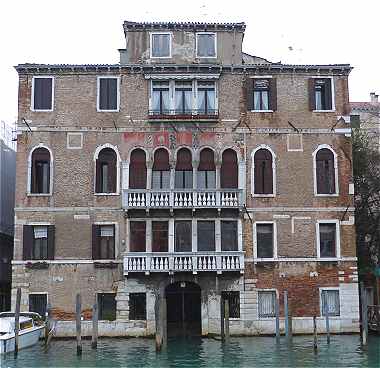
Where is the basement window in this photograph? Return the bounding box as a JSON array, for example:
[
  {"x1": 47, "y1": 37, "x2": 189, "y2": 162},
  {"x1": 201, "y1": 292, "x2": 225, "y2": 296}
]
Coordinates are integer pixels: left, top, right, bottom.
[
  {"x1": 321, "y1": 289, "x2": 340, "y2": 316},
  {"x1": 151, "y1": 33, "x2": 171, "y2": 58},
  {"x1": 222, "y1": 291, "x2": 240, "y2": 318},
  {"x1": 32, "y1": 77, "x2": 54, "y2": 111},
  {"x1": 258, "y1": 291, "x2": 276, "y2": 318},
  {"x1": 29, "y1": 294, "x2": 47, "y2": 319},
  {"x1": 97, "y1": 77, "x2": 119, "y2": 112},
  {"x1": 129, "y1": 293, "x2": 146, "y2": 320},
  {"x1": 98, "y1": 293, "x2": 116, "y2": 321}
]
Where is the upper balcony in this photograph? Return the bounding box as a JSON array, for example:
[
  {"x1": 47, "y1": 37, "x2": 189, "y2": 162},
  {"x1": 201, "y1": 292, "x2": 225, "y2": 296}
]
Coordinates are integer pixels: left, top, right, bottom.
[{"x1": 148, "y1": 109, "x2": 219, "y2": 122}]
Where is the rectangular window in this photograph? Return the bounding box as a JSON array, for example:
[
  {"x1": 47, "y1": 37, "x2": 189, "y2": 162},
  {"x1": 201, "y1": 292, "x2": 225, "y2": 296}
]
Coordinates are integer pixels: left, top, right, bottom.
[
  {"x1": 175, "y1": 81, "x2": 193, "y2": 114},
  {"x1": 253, "y1": 79, "x2": 269, "y2": 110},
  {"x1": 197, "y1": 33, "x2": 216, "y2": 58},
  {"x1": 197, "y1": 170, "x2": 216, "y2": 189},
  {"x1": 221, "y1": 221, "x2": 238, "y2": 251},
  {"x1": 319, "y1": 223, "x2": 337, "y2": 258},
  {"x1": 258, "y1": 291, "x2": 276, "y2": 318},
  {"x1": 197, "y1": 81, "x2": 216, "y2": 115},
  {"x1": 321, "y1": 290, "x2": 340, "y2": 316},
  {"x1": 152, "y1": 221, "x2": 168, "y2": 252},
  {"x1": 99, "y1": 225, "x2": 115, "y2": 259},
  {"x1": 130, "y1": 222, "x2": 146, "y2": 252},
  {"x1": 129, "y1": 293, "x2": 147, "y2": 320},
  {"x1": 32, "y1": 77, "x2": 53, "y2": 111},
  {"x1": 197, "y1": 221, "x2": 215, "y2": 251},
  {"x1": 98, "y1": 77, "x2": 118, "y2": 111},
  {"x1": 151, "y1": 33, "x2": 171, "y2": 58},
  {"x1": 314, "y1": 78, "x2": 332, "y2": 111},
  {"x1": 175, "y1": 170, "x2": 193, "y2": 189},
  {"x1": 256, "y1": 223, "x2": 274, "y2": 258},
  {"x1": 175, "y1": 221, "x2": 192, "y2": 252},
  {"x1": 151, "y1": 81, "x2": 170, "y2": 115},
  {"x1": 98, "y1": 293, "x2": 116, "y2": 321},
  {"x1": 222, "y1": 291, "x2": 240, "y2": 318},
  {"x1": 35, "y1": 161, "x2": 50, "y2": 193},
  {"x1": 152, "y1": 170, "x2": 170, "y2": 189},
  {"x1": 32, "y1": 226, "x2": 48, "y2": 260},
  {"x1": 29, "y1": 294, "x2": 47, "y2": 319}
]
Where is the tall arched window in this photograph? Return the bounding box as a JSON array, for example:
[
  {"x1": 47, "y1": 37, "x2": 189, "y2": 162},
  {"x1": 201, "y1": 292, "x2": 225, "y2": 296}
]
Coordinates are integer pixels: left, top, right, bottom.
[
  {"x1": 175, "y1": 148, "x2": 193, "y2": 189},
  {"x1": 197, "y1": 148, "x2": 216, "y2": 189},
  {"x1": 152, "y1": 148, "x2": 170, "y2": 189},
  {"x1": 95, "y1": 148, "x2": 117, "y2": 193},
  {"x1": 221, "y1": 149, "x2": 238, "y2": 189},
  {"x1": 129, "y1": 149, "x2": 147, "y2": 189},
  {"x1": 31, "y1": 147, "x2": 51, "y2": 194},
  {"x1": 254, "y1": 148, "x2": 273, "y2": 195},
  {"x1": 316, "y1": 148, "x2": 336, "y2": 194}
]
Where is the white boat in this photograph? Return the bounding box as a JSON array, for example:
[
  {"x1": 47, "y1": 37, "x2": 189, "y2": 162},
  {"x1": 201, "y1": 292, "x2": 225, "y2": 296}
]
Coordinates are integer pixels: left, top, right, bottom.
[{"x1": 0, "y1": 312, "x2": 45, "y2": 354}]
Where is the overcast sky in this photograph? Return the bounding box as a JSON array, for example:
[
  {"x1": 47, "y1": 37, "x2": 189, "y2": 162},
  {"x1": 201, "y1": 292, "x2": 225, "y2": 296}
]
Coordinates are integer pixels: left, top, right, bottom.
[{"x1": 1, "y1": 0, "x2": 379, "y2": 122}]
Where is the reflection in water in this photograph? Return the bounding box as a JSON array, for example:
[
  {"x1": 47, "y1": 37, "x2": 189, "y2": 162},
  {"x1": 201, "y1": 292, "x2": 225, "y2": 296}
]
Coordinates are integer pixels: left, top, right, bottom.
[{"x1": 0, "y1": 335, "x2": 379, "y2": 367}]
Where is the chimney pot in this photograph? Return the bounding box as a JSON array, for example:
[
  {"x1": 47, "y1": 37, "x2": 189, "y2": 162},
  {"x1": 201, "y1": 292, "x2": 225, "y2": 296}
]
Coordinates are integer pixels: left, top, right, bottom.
[{"x1": 370, "y1": 92, "x2": 378, "y2": 104}]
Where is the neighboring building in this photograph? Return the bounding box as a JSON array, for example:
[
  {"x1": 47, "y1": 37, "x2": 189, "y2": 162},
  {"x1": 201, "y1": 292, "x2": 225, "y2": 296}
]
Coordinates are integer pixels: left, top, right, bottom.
[
  {"x1": 0, "y1": 121, "x2": 16, "y2": 311},
  {"x1": 13, "y1": 21, "x2": 358, "y2": 336}
]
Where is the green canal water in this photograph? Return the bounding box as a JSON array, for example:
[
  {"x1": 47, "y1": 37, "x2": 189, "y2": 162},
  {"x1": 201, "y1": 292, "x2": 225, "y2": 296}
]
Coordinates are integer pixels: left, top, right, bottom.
[{"x1": 0, "y1": 335, "x2": 379, "y2": 367}]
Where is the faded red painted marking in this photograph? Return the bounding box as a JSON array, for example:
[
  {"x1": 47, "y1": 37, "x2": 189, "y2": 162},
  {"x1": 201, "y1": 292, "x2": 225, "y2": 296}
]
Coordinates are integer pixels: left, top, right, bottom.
[
  {"x1": 176, "y1": 131, "x2": 192, "y2": 146},
  {"x1": 123, "y1": 132, "x2": 145, "y2": 142},
  {"x1": 153, "y1": 132, "x2": 169, "y2": 147}
]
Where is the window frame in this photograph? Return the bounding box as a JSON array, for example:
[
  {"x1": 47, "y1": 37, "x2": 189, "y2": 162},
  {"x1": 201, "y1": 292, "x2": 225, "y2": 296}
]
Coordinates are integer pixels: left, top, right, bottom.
[
  {"x1": 196, "y1": 32, "x2": 217, "y2": 59},
  {"x1": 319, "y1": 287, "x2": 340, "y2": 317},
  {"x1": 253, "y1": 221, "x2": 277, "y2": 261},
  {"x1": 251, "y1": 145, "x2": 276, "y2": 197},
  {"x1": 94, "y1": 222, "x2": 118, "y2": 259},
  {"x1": 129, "y1": 292, "x2": 147, "y2": 320},
  {"x1": 150, "y1": 32, "x2": 172, "y2": 59},
  {"x1": 311, "y1": 76, "x2": 335, "y2": 112},
  {"x1": 129, "y1": 220, "x2": 147, "y2": 253},
  {"x1": 31, "y1": 76, "x2": 55, "y2": 112},
  {"x1": 316, "y1": 220, "x2": 340, "y2": 260},
  {"x1": 28, "y1": 292, "x2": 48, "y2": 319},
  {"x1": 96, "y1": 76, "x2": 120, "y2": 112},
  {"x1": 257, "y1": 289, "x2": 278, "y2": 319},
  {"x1": 98, "y1": 292, "x2": 117, "y2": 321},
  {"x1": 312, "y1": 144, "x2": 339, "y2": 197},
  {"x1": 221, "y1": 291, "x2": 240, "y2": 319},
  {"x1": 250, "y1": 76, "x2": 273, "y2": 112}
]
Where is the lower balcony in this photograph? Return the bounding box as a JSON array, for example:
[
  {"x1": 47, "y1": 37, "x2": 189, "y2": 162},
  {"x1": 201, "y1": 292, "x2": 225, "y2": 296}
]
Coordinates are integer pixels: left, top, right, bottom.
[
  {"x1": 123, "y1": 189, "x2": 243, "y2": 210},
  {"x1": 123, "y1": 252, "x2": 244, "y2": 275}
]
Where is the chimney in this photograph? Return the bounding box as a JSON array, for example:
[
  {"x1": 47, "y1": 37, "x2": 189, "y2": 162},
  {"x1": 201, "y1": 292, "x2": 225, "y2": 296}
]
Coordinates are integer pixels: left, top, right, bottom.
[{"x1": 370, "y1": 92, "x2": 379, "y2": 104}]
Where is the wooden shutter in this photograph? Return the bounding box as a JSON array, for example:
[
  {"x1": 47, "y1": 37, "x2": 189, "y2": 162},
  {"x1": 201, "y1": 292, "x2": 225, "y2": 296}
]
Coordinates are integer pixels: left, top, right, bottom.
[
  {"x1": 153, "y1": 149, "x2": 170, "y2": 171},
  {"x1": 254, "y1": 149, "x2": 273, "y2": 194},
  {"x1": 316, "y1": 149, "x2": 335, "y2": 194},
  {"x1": 34, "y1": 78, "x2": 52, "y2": 110},
  {"x1": 47, "y1": 225, "x2": 55, "y2": 260},
  {"x1": 129, "y1": 149, "x2": 147, "y2": 189},
  {"x1": 324, "y1": 78, "x2": 332, "y2": 110},
  {"x1": 221, "y1": 149, "x2": 238, "y2": 188},
  {"x1": 130, "y1": 222, "x2": 146, "y2": 252},
  {"x1": 308, "y1": 78, "x2": 316, "y2": 111},
  {"x1": 108, "y1": 79, "x2": 118, "y2": 110},
  {"x1": 269, "y1": 78, "x2": 277, "y2": 111},
  {"x1": 198, "y1": 148, "x2": 215, "y2": 170},
  {"x1": 152, "y1": 221, "x2": 168, "y2": 252},
  {"x1": 176, "y1": 148, "x2": 192, "y2": 170},
  {"x1": 92, "y1": 225, "x2": 101, "y2": 260},
  {"x1": 23, "y1": 225, "x2": 33, "y2": 260},
  {"x1": 246, "y1": 78, "x2": 254, "y2": 111},
  {"x1": 99, "y1": 79, "x2": 108, "y2": 110}
]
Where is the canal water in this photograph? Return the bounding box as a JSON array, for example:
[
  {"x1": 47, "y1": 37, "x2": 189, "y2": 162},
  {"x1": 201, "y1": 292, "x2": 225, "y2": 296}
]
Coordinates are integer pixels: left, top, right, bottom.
[{"x1": 0, "y1": 335, "x2": 379, "y2": 367}]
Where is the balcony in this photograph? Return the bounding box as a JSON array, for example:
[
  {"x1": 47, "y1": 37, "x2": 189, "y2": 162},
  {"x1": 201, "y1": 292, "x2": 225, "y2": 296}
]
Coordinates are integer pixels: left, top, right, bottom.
[
  {"x1": 123, "y1": 251, "x2": 244, "y2": 275},
  {"x1": 123, "y1": 189, "x2": 243, "y2": 210},
  {"x1": 148, "y1": 109, "x2": 219, "y2": 121}
]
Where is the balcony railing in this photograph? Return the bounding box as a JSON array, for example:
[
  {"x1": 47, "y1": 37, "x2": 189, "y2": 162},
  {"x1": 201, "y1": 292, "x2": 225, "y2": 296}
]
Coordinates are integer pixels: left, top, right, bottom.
[
  {"x1": 148, "y1": 109, "x2": 219, "y2": 120},
  {"x1": 123, "y1": 189, "x2": 243, "y2": 209},
  {"x1": 123, "y1": 251, "x2": 244, "y2": 275}
]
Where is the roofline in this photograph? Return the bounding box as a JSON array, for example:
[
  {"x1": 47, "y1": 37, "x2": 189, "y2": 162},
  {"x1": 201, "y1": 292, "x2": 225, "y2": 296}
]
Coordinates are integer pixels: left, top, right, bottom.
[{"x1": 14, "y1": 63, "x2": 353, "y2": 75}]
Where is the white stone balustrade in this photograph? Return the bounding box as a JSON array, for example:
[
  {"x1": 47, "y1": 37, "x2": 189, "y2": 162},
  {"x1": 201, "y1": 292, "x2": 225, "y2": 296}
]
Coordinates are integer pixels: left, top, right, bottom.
[
  {"x1": 123, "y1": 189, "x2": 243, "y2": 209},
  {"x1": 123, "y1": 252, "x2": 244, "y2": 275}
]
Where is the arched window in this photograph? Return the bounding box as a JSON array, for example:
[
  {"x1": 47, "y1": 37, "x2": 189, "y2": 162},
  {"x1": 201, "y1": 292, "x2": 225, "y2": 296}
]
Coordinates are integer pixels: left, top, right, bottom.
[
  {"x1": 95, "y1": 148, "x2": 117, "y2": 193},
  {"x1": 197, "y1": 148, "x2": 216, "y2": 189},
  {"x1": 31, "y1": 147, "x2": 51, "y2": 194},
  {"x1": 175, "y1": 148, "x2": 193, "y2": 189},
  {"x1": 152, "y1": 148, "x2": 170, "y2": 189},
  {"x1": 254, "y1": 149, "x2": 273, "y2": 195},
  {"x1": 221, "y1": 149, "x2": 238, "y2": 189},
  {"x1": 129, "y1": 149, "x2": 147, "y2": 189},
  {"x1": 316, "y1": 148, "x2": 336, "y2": 194}
]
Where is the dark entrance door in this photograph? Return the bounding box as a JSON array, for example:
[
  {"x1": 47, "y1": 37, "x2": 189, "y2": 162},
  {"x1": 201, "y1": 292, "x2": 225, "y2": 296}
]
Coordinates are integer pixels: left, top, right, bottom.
[{"x1": 166, "y1": 281, "x2": 201, "y2": 337}]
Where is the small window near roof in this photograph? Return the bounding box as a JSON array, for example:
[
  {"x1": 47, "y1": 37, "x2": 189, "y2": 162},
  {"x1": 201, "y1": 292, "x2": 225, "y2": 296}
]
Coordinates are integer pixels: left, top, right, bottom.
[
  {"x1": 309, "y1": 78, "x2": 333, "y2": 111},
  {"x1": 32, "y1": 77, "x2": 53, "y2": 111},
  {"x1": 151, "y1": 33, "x2": 171, "y2": 58},
  {"x1": 197, "y1": 33, "x2": 216, "y2": 58},
  {"x1": 98, "y1": 77, "x2": 118, "y2": 111},
  {"x1": 321, "y1": 290, "x2": 340, "y2": 316},
  {"x1": 258, "y1": 291, "x2": 276, "y2": 318},
  {"x1": 253, "y1": 79, "x2": 269, "y2": 110}
]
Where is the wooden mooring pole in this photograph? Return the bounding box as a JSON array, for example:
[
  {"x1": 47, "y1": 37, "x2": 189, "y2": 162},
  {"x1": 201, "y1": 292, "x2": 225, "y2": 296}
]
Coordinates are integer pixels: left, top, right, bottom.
[
  {"x1": 45, "y1": 302, "x2": 52, "y2": 347},
  {"x1": 275, "y1": 295, "x2": 280, "y2": 342},
  {"x1": 91, "y1": 295, "x2": 98, "y2": 349},
  {"x1": 284, "y1": 291, "x2": 289, "y2": 340},
  {"x1": 360, "y1": 282, "x2": 368, "y2": 346},
  {"x1": 313, "y1": 316, "x2": 318, "y2": 352},
  {"x1": 224, "y1": 299, "x2": 230, "y2": 342},
  {"x1": 76, "y1": 294, "x2": 82, "y2": 355},
  {"x1": 220, "y1": 297, "x2": 225, "y2": 341},
  {"x1": 14, "y1": 288, "x2": 21, "y2": 358}
]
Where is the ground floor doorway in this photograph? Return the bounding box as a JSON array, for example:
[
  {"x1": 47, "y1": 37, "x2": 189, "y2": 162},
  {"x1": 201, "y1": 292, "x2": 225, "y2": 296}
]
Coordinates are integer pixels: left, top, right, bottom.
[{"x1": 166, "y1": 281, "x2": 201, "y2": 337}]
